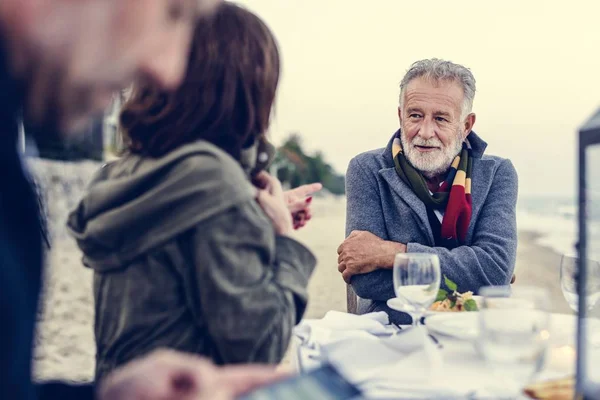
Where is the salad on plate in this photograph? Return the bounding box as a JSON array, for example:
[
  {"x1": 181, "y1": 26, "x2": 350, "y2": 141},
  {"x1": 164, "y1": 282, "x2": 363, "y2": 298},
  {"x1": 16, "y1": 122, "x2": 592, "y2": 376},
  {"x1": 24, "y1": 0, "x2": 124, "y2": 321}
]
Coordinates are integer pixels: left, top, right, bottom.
[{"x1": 429, "y1": 275, "x2": 479, "y2": 312}]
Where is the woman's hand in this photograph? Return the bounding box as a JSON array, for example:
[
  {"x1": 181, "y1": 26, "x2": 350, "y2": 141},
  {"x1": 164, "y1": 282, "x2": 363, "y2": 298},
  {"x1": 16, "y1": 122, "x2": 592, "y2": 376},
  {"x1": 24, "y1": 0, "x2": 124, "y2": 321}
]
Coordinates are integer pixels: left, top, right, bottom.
[
  {"x1": 283, "y1": 183, "x2": 322, "y2": 230},
  {"x1": 254, "y1": 172, "x2": 293, "y2": 236},
  {"x1": 253, "y1": 173, "x2": 322, "y2": 230}
]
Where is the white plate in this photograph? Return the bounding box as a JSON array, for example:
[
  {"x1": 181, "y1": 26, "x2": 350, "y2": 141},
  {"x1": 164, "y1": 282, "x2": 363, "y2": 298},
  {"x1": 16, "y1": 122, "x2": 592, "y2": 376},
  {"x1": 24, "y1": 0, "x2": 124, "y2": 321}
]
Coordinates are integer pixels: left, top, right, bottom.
[
  {"x1": 426, "y1": 312, "x2": 480, "y2": 339},
  {"x1": 386, "y1": 296, "x2": 483, "y2": 317},
  {"x1": 386, "y1": 297, "x2": 438, "y2": 317},
  {"x1": 426, "y1": 312, "x2": 600, "y2": 343}
]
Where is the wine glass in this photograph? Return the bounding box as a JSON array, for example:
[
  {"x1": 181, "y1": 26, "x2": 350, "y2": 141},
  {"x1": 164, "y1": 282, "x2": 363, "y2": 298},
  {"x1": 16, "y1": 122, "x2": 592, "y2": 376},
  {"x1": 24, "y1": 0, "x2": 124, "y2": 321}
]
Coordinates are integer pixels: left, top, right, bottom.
[
  {"x1": 393, "y1": 253, "x2": 441, "y2": 326},
  {"x1": 560, "y1": 254, "x2": 600, "y2": 312},
  {"x1": 477, "y1": 286, "x2": 551, "y2": 397}
]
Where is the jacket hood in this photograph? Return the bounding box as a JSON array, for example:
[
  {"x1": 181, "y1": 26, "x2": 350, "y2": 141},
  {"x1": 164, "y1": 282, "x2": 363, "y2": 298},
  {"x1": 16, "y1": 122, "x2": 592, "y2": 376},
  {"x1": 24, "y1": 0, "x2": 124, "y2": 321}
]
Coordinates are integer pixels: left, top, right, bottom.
[{"x1": 67, "y1": 141, "x2": 257, "y2": 272}]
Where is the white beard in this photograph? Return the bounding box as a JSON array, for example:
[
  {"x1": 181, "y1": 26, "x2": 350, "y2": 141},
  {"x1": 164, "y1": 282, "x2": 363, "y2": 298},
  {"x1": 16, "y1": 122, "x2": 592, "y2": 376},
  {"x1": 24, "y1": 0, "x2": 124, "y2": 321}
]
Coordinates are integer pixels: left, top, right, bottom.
[{"x1": 400, "y1": 129, "x2": 463, "y2": 178}]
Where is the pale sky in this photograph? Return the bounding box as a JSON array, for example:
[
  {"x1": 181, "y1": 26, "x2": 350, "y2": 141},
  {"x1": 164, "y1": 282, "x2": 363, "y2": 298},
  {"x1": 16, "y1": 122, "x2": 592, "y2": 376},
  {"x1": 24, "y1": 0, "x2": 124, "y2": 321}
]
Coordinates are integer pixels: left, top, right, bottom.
[{"x1": 238, "y1": 0, "x2": 600, "y2": 197}]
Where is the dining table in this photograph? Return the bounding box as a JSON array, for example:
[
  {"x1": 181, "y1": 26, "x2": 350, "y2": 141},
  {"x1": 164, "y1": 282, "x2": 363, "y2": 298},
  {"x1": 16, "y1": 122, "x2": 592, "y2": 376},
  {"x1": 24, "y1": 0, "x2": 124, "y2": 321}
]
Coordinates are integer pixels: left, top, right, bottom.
[{"x1": 290, "y1": 310, "x2": 600, "y2": 399}]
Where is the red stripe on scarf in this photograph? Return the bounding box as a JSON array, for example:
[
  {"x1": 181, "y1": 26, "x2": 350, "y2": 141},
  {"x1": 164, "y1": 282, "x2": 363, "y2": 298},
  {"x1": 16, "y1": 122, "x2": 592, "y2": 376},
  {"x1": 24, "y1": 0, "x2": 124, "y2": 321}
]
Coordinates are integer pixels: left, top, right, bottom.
[
  {"x1": 439, "y1": 181, "x2": 451, "y2": 192},
  {"x1": 440, "y1": 186, "x2": 472, "y2": 243}
]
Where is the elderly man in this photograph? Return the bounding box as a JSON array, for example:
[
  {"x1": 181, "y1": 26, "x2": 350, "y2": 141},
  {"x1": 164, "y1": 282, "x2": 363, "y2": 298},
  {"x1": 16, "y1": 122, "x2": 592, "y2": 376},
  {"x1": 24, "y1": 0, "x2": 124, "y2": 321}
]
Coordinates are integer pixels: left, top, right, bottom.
[
  {"x1": 0, "y1": 1, "x2": 288, "y2": 399},
  {"x1": 337, "y1": 59, "x2": 518, "y2": 323}
]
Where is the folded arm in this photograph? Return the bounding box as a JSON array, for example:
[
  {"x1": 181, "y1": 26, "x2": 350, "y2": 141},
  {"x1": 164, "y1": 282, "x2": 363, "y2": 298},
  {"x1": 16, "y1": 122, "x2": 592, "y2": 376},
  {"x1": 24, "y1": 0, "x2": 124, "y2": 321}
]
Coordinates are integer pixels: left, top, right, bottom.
[
  {"x1": 406, "y1": 160, "x2": 518, "y2": 293},
  {"x1": 187, "y1": 200, "x2": 316, "y2": 364},
  {"x1": 343, "y1": 158, "x2": 518, "y2": 299},
  {"x1": 341, "y1": 157, "x2": 397, "y2": 301}
]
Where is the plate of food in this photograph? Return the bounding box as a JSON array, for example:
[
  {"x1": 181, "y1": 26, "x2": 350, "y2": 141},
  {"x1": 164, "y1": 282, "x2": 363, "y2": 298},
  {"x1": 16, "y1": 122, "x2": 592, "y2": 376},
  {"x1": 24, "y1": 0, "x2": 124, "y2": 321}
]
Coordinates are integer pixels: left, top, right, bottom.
[
  {"x1": 387, "y1": 275, "x2": 482, "y2": 317},
  {"x1": 523, "y1": 376, "x2": 574, "y2": 400},
  {"x1": 425, "y1": 312, "x2": 480, "y2": 339}
]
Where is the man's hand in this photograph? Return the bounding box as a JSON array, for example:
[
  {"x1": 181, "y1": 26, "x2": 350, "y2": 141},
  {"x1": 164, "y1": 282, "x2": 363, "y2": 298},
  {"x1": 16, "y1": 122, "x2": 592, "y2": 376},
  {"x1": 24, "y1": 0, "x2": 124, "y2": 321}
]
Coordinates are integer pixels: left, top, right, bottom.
[
  {"x1": 98, "y1": 349, "x2": 288, "y2": 400},
  {"x1": 337, "y1": 231, "x2": 406, "y2": 283}
]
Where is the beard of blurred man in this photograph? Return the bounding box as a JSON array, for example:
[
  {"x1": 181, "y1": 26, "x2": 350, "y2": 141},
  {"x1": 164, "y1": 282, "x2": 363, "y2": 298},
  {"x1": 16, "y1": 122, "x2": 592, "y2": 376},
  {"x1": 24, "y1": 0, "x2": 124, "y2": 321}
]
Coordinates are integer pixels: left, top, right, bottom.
[{"x1": 0, "y1": 0, "x2": 222, "y2": 138}]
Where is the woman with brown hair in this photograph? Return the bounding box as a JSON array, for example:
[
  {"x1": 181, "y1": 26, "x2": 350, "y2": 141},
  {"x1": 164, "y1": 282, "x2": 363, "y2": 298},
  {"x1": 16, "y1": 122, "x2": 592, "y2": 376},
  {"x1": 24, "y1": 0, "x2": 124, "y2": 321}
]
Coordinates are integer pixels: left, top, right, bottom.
[{"x1": 67, "y1": 2, "x2": 317, "y2": 380}]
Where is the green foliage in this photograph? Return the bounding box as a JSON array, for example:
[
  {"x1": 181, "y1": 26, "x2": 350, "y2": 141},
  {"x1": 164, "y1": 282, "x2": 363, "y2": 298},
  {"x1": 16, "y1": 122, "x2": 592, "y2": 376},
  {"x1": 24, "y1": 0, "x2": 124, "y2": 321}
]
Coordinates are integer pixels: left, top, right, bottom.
[
  {"x1": 444, "y1": 275, "x2": 458, "y2": 292},
  {"x1": 435, "y1": 274, "x2": 479, "y2": 312},
  {"x1": 435, "y1": 289, "x2": 448, "y2": 302},
  {"x1": 463, "y1": 299, "x2": 479, "y2": 311},
  {"x1": 275, "y1": 134, "x2": 345, "y2": 195}
]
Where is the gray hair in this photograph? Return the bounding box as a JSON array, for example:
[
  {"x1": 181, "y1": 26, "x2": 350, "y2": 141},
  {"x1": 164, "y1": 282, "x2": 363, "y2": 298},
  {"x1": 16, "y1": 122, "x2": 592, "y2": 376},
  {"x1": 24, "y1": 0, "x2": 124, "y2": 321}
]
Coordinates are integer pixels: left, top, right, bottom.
[{"x1": 399, "y1": 58, "x2": 476, "y2": 120}]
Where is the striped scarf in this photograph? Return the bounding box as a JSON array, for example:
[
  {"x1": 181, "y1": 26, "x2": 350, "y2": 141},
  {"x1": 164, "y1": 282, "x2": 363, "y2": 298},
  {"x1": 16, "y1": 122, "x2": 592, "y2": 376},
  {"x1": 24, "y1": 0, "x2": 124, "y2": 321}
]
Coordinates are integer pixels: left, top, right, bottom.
[{"x1": 392, "y1": 130, "x2": 473, "y2": 245}]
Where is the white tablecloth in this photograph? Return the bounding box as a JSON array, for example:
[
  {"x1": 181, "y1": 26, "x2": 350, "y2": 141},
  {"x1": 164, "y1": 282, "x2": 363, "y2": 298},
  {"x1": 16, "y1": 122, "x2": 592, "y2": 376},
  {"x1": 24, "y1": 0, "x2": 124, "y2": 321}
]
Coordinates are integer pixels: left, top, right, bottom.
[{"x1": 291, "y1": 312, "x2": 594, "y2": 399}]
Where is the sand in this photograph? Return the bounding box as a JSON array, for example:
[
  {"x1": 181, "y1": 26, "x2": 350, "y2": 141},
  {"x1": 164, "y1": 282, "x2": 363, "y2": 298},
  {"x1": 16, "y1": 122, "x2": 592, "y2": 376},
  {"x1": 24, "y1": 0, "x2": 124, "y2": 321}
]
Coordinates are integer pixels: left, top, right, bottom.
[
  {"x1": 29, "y1": 159, "x2": 573, "y2": 383},
  {"x1": 513, "y1": 231, "x2": 573, "y2": 315}
]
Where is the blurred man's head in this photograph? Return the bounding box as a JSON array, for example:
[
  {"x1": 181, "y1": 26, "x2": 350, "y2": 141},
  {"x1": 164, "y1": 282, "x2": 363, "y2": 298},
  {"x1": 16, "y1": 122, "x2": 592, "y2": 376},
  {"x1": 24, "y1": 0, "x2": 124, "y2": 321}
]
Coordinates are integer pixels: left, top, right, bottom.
[
  {"x1": 0, "y1": 0, "x2": 221, "y2": 134},
  {"x1": 397, "y1": 59, "x2": 477, "y2": 178}
]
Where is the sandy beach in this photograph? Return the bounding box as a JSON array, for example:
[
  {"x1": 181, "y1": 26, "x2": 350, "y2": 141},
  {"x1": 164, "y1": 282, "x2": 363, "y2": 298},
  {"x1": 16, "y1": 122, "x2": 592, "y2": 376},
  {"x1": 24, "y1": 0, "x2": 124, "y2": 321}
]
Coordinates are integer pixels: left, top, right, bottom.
[{"x1": 29, "y1": 159, "x2": 573, "y2": 383}]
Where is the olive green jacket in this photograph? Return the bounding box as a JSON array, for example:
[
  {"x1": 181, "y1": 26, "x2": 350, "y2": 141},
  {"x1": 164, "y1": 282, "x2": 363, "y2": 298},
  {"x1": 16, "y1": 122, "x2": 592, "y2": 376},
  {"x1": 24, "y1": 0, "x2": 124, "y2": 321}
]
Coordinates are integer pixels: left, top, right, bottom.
[{"x1": 67, "y1": 141, "x2": 316, "y2": 380}]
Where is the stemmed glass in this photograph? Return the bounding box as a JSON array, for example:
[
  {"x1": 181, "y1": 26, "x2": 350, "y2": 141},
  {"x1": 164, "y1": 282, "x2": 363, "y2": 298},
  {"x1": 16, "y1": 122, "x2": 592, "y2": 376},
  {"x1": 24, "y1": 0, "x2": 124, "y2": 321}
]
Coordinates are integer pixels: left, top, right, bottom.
[
  {"x1": 393, "y1": 253, "x2": 441, "y2": 326},
  {"x1": 477, "y1": 286, "x2": 551, "y2": 397},
  {"x1": 560, "y1": 254, "x2": 600, "y2": 312}
]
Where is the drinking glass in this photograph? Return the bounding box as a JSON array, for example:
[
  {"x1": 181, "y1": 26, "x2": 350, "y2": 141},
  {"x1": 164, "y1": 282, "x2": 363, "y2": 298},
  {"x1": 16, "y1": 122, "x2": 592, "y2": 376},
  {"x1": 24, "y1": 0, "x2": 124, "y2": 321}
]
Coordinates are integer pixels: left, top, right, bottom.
[
  {"x1": 477, "y1": 286, "x2": 551, "y2": 396},
  {"x1": 560, "y1": 254, "x2": 600, "y2": 312},
  {"x1": 393, "y1": 253, "x2": 441, "y2": 326}
]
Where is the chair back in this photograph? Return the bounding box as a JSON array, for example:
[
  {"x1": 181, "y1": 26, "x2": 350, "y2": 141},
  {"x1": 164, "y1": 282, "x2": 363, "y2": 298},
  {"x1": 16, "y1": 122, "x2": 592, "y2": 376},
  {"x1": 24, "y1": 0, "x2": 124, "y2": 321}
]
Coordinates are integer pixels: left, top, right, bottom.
[{"x1": 346, "y1": 284, "x2": 358, "y2": 314}]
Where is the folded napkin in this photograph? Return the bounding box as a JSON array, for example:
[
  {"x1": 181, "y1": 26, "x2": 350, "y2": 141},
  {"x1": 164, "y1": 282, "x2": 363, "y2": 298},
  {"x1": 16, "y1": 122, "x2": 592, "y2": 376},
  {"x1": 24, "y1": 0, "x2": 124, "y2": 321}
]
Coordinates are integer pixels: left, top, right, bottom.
[
  {"x1": 322, "y1": 326, "x2": 442, "y2": 383},
  {"x1": 294, "y1": 311, "x2": 395, "y2": 348},
  {"x1": 292, "y1": 311, "x2": 396, "y2": 373},
  {"x1": 295, "y1": 312, "x2": 460, "y2": 398}
]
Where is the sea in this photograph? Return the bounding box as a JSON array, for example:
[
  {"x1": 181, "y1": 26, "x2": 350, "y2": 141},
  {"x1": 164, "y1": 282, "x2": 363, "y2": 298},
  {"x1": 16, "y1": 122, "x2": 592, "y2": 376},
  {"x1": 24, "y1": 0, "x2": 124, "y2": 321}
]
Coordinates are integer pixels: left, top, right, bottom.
[{"x1": 517, "y1": 195, "x2": 600, "y2": 262}]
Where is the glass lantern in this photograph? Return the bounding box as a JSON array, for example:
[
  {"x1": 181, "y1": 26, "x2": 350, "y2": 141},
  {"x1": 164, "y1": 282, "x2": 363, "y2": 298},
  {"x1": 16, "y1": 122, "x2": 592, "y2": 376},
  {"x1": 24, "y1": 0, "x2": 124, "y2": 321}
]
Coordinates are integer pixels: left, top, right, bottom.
[{"x1": 576, "y1": 108, "x2": 600, "y2": 398}]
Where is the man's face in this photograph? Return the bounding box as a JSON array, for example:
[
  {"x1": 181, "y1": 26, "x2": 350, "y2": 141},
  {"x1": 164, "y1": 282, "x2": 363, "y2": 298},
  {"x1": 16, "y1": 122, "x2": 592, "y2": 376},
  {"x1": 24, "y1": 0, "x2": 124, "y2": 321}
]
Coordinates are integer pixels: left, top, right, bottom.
[
  {"x1": 20, "y1": 0, "x2": 221, "y2": 133},
  {"x1": 398, "y1": 77, "x2": 475, "y2": 178}
]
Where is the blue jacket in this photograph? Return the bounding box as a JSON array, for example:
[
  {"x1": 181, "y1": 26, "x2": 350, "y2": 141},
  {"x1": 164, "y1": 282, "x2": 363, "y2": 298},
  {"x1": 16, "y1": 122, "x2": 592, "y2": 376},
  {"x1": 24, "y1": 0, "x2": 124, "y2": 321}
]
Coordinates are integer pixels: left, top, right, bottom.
[
  {"x1": 0, "y1": 35, "x2": 94, "y2": 400},
  {"x1": 345, "y1": 131, "x2": 518, "y2": 323}
]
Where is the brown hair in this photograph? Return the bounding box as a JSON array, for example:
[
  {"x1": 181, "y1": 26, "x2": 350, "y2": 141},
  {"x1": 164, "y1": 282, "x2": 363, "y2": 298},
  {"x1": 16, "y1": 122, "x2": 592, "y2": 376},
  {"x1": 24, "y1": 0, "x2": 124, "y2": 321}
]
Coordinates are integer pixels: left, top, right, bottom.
[{"x1": 119, "y1": 2, "x2": 280, "y2": 159}]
